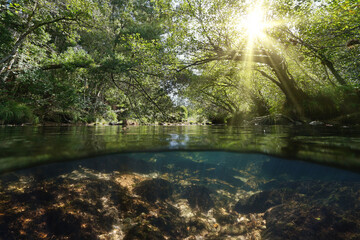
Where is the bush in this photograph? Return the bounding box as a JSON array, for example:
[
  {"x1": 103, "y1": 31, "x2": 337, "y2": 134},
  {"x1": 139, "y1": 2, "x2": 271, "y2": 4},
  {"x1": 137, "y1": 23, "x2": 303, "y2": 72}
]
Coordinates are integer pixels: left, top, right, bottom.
[
  {"x1": 83, "y1": 113, "x2": 97, "y2": 123},
  {"x1": 0, "y1": 101, "x2": 35, "y2": 124},
  {"x1": 171, "y1": 105, "x2": 189, "y2": 123},
  {"x1": 179, "y1": 105, "x2": 188, "y2": 121},
  {"x1": 104, "y1": 108, "x2": 118, "y2": 122}
]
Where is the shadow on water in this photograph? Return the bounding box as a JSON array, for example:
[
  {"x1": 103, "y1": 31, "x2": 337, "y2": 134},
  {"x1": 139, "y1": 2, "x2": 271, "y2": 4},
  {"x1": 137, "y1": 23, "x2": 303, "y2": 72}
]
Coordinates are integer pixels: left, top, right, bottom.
[{"x1": 1, "y1": 151, "x2": 360, "y2": 239}]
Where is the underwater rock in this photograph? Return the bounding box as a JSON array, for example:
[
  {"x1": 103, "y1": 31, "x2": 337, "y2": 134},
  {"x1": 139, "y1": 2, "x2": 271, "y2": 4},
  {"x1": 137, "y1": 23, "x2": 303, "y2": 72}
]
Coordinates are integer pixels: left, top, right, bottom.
[
  {"x1": 148, "y1": 203, "x2": 188, "y2": 239},
  {"x1": 45, "y1": 209, "x2": 81, "y2": 235},
  {"x1": 85, "y1": 179, "x2": 123, "y2": 197},
  {"x1": 124, "y1": 224, "x2": 165, "y2": 240},
  {"x1": 11, "y1": 188, "x2": 55, "y2": 208},
  {"x1": 187, "y1": 218, "x2": 208, "y2": 234},
  {"x1": 45, "y1": 208, "x2": 98, "y2": 239},
  {"x1": 114, "y1": 174, "x2": 146, "y2": 191},
  {"x1": 262, "y1": 180, "x2": 360, "y2": 211},
  {"x1": 183, "y1": 185, "x2": 214, "y2": 211},
  {"x1": 234, "y1": 189, "x2": 296, "y2": 214},
  {"x1": 134, "y1": 178, "x2": 173, "y2": 202},
  {"x1": 219, "y1": 224, "x2": 247, "y2": 236},
  {"x1": 214, "y1": 211, "x2": 237, "y2": 225},
  {"x1": 5, "y1": 153, "x2": 360, "y2": 240},
  {"x1": 264, "y1": 202, "x2": 360, "y2": 240}
]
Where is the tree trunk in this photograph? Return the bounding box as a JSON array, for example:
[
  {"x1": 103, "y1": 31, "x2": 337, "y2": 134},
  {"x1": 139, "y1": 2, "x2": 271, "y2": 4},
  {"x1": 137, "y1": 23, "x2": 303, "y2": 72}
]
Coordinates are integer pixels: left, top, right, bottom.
[
  {"x1": 233, "y1": 50, "x2": 308, "y2": 117},
  {"x1": 321, "y1": 58, "x2": 346, "y2": 85},
  {"x1": 268, "y1": 52, "x2": 308, "y2": 116}
]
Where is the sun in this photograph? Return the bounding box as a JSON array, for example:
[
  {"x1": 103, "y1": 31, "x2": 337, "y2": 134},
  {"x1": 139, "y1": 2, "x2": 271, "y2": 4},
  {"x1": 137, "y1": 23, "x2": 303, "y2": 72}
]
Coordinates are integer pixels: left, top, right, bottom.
[
  {"x1": 244, "y1": 6, "x2": 266, "y2": 39},
  {"x1": 241, "y1": 5, "x2": 266, "y2": 39},
  {"x1": 235, "y1": 3, "x2": 268, "y2": 42}
]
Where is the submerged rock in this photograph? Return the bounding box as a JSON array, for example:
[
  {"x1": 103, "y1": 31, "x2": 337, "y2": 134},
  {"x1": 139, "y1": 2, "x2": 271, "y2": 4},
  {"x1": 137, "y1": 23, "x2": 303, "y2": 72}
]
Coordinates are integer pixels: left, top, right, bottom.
[
  {"x1": 124, "y1": 224, "x2": 165, "y2": 240},
  {"x1": 45, "y1": 208, "x2": 98, "y2": 239},
  {"x1": 123, "y1": 204, "x2": 187, "y2": 239},
  {"x1": 45, "y1": 209, "x2": 81, "y2": 235},
  {"x1": 214, "y1": 210, "x2": 237, "y2": 225},
  {"x1": 264, "y1": 202, "x2": 360, "y2": 240},
  {"x1": 3, "y1": 152, "x2": 360, "y2": 240},
  {"x1": 12, "y1": 188, "x2": 55, "y2": 207},
  {"x1": 182, "y1": 185, "x2": 214, "y2": 211},
  {"x1": 134, "y1": 178, "x2": 173, "y2": 202},
  {"x1": 234, "y1": 189, "x2": 297, "y2": 214},
  {"x1": 149, "y1": 203, "x2": 188, "y2": 239}
]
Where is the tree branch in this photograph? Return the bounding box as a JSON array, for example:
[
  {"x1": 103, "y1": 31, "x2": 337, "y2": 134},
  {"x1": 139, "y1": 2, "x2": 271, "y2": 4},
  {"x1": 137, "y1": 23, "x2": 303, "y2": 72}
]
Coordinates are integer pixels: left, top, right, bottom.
[
  {"x1": 254, "y1": 69, "x2": 283, "y2": 89},
  {"x1": 0, "y1": 16, "x2": 79, "y2": 65}
]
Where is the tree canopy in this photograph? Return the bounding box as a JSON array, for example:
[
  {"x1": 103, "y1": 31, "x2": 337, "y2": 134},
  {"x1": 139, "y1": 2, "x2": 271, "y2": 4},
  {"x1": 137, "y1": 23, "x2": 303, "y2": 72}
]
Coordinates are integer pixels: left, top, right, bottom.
[{"x1": 1, "y1": 0, "x2": 359, "y2": 124}]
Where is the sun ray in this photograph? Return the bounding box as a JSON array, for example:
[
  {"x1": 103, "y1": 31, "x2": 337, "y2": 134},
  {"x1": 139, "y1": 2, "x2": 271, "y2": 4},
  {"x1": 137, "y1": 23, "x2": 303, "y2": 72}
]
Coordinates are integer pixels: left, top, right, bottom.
[
  {"x1": 241, "y1": 2, "x2": 267, "y2": 86},
  {"x1": 233, "y1": 1, "x2": 281, "y2": 87}
]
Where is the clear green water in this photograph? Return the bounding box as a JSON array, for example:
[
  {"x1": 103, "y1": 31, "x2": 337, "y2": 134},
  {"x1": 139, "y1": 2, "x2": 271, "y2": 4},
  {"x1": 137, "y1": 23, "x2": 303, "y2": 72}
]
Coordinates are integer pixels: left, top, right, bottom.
[
  {"x1": 1, "y1": 125, "x2": 360, "y2": 239},
  {"x1": 1, "y1": 125, "x2": 360, "y2": 173}
]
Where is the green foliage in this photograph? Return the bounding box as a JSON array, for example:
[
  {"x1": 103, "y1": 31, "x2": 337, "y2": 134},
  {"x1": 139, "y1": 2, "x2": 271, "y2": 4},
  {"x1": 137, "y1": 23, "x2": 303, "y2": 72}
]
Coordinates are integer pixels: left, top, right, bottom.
[
  {"x1": 172, "y1": 0, "x2": 360, "y2": 121},
  {"x1": 47, "y1": 47, "x2": 95, "y2": 71},
  {"x1": 104, "y1": 107, "x2": 118, "y2": 122},
  {"x1": 0, "y1": 20, "x2": 14, "y2": 58},
  {"x1": 0, "y1": 101, "x2": 35, "y2": 124},
  {"x1": 1, "y1": 0, "x2": 360, "y2": 124},
  {"x1": 178, "y1": 105, "x2": 188, "y2": 122}
]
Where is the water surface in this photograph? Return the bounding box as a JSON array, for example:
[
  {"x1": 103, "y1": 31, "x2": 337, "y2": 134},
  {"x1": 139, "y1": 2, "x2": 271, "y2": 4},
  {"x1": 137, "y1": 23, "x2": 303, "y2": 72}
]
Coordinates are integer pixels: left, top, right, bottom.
[{"x1": 1, "y1": 125, "x2": 360, "y2": 173}]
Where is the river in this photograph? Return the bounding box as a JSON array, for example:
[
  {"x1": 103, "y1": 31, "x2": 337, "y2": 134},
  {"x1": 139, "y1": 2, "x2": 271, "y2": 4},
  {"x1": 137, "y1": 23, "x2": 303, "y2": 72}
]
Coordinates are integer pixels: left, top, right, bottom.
[{"x1": 0, "y1": 125, "x2": 360, "y2": 239}]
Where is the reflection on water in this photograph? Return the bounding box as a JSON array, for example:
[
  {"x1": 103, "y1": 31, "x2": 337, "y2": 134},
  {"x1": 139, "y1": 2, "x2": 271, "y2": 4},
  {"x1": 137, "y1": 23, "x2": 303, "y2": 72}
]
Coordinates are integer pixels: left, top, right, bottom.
[
  {"x1": 168, "y1": 133, "x2": 190, "y2": 148},
  {"x1": 1, "y1": 125, "x2": 360, "y2": 173},
  {"x1": 0, "y1": 152, "x2": 359, "y2": 240}
]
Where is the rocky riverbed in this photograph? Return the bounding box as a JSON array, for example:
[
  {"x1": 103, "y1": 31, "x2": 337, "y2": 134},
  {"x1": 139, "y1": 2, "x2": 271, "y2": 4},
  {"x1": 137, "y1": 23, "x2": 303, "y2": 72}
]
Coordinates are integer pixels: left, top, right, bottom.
[{"x1": 0, "y1": 152, "x2": 359, "y2": 239}]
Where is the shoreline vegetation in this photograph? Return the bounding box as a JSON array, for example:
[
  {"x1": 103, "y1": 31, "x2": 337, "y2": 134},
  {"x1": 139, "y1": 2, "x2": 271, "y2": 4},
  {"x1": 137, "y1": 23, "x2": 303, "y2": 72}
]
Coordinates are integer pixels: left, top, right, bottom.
[{"x1": 2, "y1": 112, "x2": 360, "y2": 128}]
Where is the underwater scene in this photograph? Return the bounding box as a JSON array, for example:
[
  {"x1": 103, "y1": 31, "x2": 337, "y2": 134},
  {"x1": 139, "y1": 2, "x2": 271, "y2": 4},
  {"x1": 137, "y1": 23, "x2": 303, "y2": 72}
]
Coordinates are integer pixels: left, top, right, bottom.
[{"x1": 1, "y1": 126, "x2": 360, "y2": 240}]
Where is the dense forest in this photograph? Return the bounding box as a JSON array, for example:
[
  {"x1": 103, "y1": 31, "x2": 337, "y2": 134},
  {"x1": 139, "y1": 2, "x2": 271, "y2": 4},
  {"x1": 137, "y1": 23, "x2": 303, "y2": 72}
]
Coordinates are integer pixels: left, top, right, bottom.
[{"x1": 0, "y1": 0, "x2": 359, "y2": 125}]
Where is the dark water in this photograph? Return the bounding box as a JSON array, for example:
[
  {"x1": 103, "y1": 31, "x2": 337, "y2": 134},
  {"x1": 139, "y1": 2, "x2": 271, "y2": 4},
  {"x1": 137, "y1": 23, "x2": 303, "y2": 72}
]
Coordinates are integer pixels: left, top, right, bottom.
[{"x1": 1, "y1": 125, "x2": 360, "y2": 239}]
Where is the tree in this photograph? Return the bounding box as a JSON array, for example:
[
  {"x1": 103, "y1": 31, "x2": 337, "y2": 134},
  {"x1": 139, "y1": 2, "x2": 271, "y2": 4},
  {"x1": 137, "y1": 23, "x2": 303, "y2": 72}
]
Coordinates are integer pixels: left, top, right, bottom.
[
  {"x1": 0, "y1": 0, "x2": 93, "y2": 72},
  {"x1": 171, "y1": 0, "x2": 360, "y2": 119},
  {"x1": 168, "y1": 0, "x2": 310, "y2": 117},
  {"x1": 1, "y1": 0, "x2": 360, "y2": 124},
  {"x1": 0, "y1": 0, "x2": 181, "y2": 123}
]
